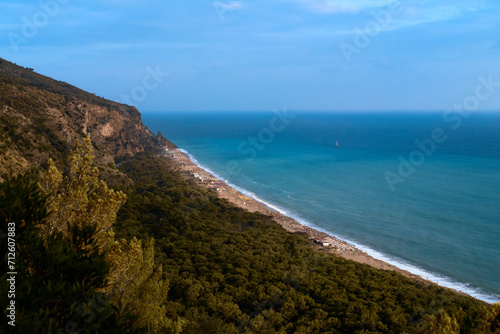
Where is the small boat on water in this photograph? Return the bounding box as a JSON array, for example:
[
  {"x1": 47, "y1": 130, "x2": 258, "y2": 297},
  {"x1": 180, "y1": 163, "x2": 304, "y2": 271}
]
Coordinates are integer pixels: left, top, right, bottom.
[{"x1": 336, "y1": 140, "x2": 339, "y2": 148}]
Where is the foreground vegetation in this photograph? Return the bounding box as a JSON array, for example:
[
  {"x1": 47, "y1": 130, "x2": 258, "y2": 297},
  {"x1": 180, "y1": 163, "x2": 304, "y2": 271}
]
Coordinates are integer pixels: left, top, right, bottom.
[{"x1": 1, "y1": 141, "x2": 499, "y2": 333}]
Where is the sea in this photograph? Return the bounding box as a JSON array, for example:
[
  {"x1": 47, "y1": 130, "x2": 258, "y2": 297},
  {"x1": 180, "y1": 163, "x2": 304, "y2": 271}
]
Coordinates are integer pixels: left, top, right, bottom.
[{"x1": 142, "y1": 111, "x2": 500, "y2": 304}]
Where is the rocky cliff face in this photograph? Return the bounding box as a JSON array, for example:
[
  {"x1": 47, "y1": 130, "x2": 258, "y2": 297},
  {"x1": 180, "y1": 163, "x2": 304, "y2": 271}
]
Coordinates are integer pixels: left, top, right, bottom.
[{"x1": 0, "y1": 58, "x2": 176, "y2": 178}]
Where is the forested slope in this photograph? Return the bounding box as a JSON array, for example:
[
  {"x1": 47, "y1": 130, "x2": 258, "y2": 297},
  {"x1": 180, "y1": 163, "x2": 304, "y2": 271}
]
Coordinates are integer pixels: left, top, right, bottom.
[{"x1": 114, "y1": 155, "x2": 500, "y2": 333}]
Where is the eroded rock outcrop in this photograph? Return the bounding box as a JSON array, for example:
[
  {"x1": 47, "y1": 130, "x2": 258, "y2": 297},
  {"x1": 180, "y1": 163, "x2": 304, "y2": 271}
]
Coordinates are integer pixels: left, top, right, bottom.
[{"x1": 0, "y1": 57, "x2": 174, "y2": 180}]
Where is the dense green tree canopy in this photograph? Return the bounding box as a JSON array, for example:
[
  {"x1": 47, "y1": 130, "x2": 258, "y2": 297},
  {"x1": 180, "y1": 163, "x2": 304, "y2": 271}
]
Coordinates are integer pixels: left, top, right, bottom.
[{"x1": 115, "y1": 155, "x2": 500, "y2": 333}]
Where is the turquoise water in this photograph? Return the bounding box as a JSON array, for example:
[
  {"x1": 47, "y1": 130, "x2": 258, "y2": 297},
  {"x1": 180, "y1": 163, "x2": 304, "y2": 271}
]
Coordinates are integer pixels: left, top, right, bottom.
[{"x1": 143, "y1": 111, "x2": 500, "y2": 303}]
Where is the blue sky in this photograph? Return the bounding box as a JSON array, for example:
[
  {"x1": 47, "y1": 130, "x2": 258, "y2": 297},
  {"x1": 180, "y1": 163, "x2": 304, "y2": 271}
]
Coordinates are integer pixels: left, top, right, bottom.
[{"x1": 1, "y1": 0, "x2": 500, "y2": 112}]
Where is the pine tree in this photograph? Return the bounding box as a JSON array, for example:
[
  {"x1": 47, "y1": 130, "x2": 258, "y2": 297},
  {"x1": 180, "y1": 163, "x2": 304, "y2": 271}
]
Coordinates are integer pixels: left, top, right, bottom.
[
  {"x1": 477, "y1": 303, "x2": 500, "y2": 333},
  {"x1": 37, "y1": 138, "x2": 182, "y2": 333},
  {"x1": 418, "y1": 309, "x2": 460, "y2": 334},
  {"x1": 105, "y1": 238, "x2": 184, "y2": 333},
  {"x1": 38, "y1": 137, "x2": 127, "y2": 251},
  {"x1": 0, "y1": 173, "x2": 145, "y2": 333}
]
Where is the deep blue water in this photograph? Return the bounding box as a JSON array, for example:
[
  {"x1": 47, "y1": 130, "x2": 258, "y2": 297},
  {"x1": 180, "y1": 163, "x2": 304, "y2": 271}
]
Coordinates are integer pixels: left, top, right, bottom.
[{"x1": 143, "y1": 111, "x2": 500, "y2": 303}]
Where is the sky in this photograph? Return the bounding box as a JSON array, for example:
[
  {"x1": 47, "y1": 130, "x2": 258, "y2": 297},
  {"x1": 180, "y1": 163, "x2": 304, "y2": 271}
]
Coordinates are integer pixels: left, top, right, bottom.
[{"x1": 1, "y1": 0, "x2": 500, "y2": 112}]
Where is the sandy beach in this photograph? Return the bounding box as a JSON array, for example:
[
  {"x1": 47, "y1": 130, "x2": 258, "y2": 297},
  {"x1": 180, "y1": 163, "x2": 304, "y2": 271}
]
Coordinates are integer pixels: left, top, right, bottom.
[{"x1": 162, "y1": 148, "x2": 468, "y2": 291}]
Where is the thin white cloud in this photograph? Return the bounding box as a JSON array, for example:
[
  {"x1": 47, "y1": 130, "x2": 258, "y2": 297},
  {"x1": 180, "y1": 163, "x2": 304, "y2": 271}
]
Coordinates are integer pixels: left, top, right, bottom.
[
  {"x1": 333, "y1": 4, "x2": 467, "y2": 35},
  {"x1": 387, "y1": 3, "x2": 487, "y2": 32},
  {"x1": 213, "y1": 1, "x2": 244, "y2": 11},
  {"x1": 289, "y1": 0, "x2": 491, "y2": 19},
  {"x1": 212, "y1": 1, "x2": 244, "y2": 20},
  {"x1": 221, "y1": 2, "x2": 244, "y2": 10},
  {"x1": 290, "y1": 0, "x2": 397, "y2": 13}
]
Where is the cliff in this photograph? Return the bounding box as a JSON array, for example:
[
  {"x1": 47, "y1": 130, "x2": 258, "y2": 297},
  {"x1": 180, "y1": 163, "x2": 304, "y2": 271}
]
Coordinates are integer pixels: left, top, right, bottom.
[{"x1": 0, "y1": 57, "x2": 176, "y2": 179}]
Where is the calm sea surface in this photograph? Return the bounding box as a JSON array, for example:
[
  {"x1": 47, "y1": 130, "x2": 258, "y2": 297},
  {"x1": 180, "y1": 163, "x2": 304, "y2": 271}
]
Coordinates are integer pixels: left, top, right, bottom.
[{"x1": 143, "y1": 111, "x2": 500, "y2": 303}]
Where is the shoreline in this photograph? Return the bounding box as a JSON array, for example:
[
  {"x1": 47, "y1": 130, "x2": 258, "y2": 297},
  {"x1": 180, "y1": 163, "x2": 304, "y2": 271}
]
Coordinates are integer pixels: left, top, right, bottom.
[{"x1": 162, "y1": 147, "x2": 477, "y2": 299}]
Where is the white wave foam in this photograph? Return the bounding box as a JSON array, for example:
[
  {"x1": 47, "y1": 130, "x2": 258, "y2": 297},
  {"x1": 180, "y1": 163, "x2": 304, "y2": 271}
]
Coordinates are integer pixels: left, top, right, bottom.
[
  {"x1": 342, "y1": 241, "x2": 500, "y2": 304},
  {"x1": 280, "y1": 211, "x2": 500, "y2": 304},
  {"x1": 177, "y1": 149, "x2": 291, "y2": 215},
  {"x1": 282, "y1": 213, "x2": 500, "y2": 304},
  {"x1": 175, "y1": 148, "x2": 500, "y2": 304},
  {"x1": 177, "y1": 149, "x2": 227, "y2": 182},
  {"x1": 230, "y1": 186, "x2": 290, "y2": 215}
]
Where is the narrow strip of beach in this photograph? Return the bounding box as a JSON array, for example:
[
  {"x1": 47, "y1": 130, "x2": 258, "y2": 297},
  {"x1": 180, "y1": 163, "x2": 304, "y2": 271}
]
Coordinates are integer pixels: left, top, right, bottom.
[{"x1": 162, "y1": 148, "x2": 469, "y2": 293}]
